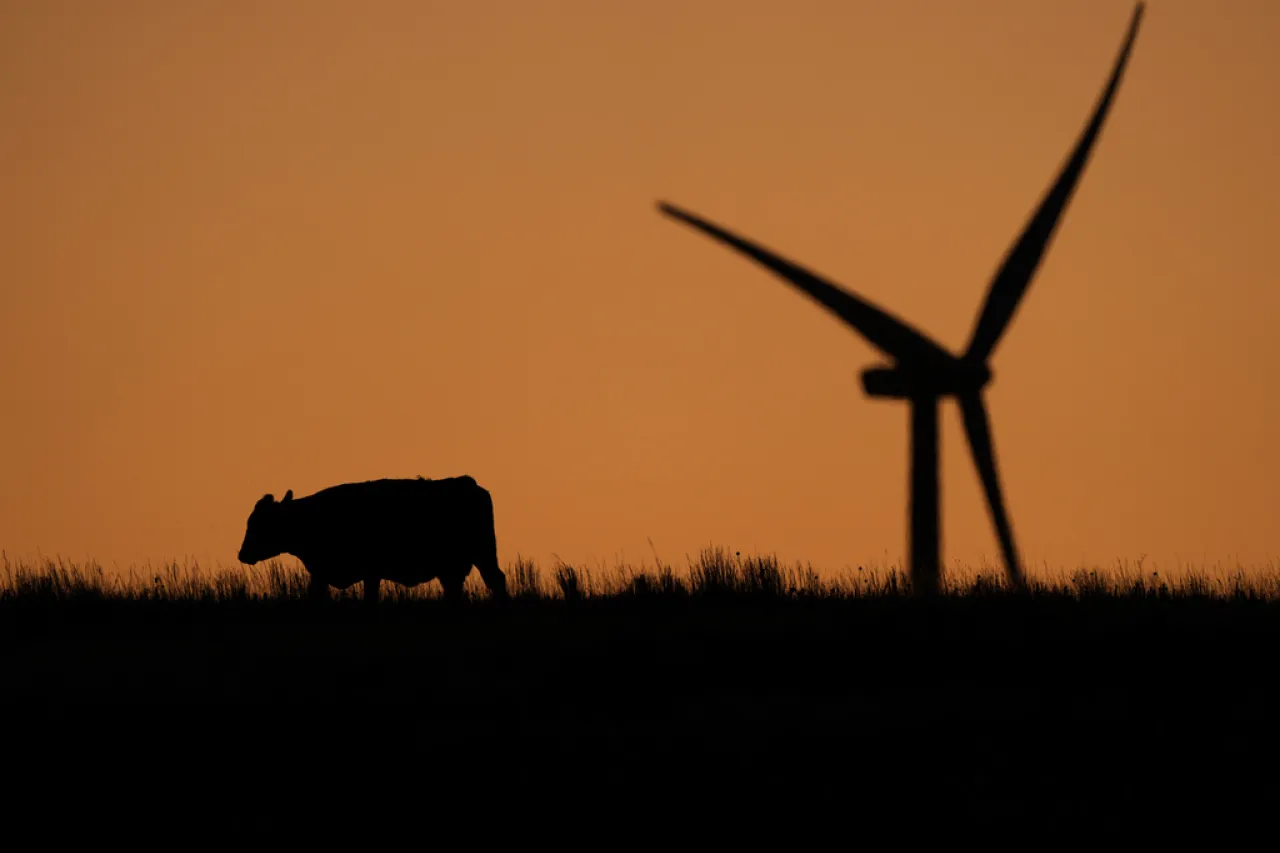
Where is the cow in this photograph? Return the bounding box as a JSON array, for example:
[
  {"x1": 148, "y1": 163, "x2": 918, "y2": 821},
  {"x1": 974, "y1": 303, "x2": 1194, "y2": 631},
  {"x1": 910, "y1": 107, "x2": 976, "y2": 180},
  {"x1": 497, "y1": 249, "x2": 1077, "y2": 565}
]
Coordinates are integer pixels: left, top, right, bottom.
[{"x1": 236, "y1": 475, "x2": 509, "y2": 603}]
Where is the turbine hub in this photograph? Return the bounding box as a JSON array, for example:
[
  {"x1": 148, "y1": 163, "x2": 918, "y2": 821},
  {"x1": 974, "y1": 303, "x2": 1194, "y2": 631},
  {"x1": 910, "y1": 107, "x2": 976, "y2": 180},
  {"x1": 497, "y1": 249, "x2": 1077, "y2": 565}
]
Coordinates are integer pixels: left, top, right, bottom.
[{"x1": 861, "y1": 360, "x2": 991, "y2": 399}]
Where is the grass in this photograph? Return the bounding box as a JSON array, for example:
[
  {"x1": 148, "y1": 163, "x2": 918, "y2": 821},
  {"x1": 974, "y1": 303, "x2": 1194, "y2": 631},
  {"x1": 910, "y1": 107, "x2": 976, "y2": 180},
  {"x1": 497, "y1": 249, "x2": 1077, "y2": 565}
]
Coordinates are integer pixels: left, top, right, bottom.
[
  {"x1": 5, "y1": 545, "x2": 1279, "y2": 603},
  {"x1": 4, "y1": 546, "x2": 1279, "y2": 830}
]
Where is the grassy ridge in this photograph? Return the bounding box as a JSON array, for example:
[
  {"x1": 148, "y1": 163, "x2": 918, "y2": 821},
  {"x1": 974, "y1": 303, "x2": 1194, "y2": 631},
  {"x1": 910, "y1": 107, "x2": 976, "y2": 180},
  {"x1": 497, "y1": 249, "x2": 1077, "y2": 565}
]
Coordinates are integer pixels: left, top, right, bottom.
[
  {"x1": 5, "y1": 545, "x2": 1279, "y2": 602},
  {"x1": 4, "y1": 547, "x2": 1278, "y2": 830}
]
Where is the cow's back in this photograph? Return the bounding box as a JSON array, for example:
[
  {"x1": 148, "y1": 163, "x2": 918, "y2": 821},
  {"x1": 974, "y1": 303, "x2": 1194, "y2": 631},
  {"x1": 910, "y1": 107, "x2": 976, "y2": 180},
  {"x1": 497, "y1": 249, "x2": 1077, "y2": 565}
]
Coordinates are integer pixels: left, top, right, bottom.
[{"x1": 295, "y1": 476, "x2": 492, "y2": 585}]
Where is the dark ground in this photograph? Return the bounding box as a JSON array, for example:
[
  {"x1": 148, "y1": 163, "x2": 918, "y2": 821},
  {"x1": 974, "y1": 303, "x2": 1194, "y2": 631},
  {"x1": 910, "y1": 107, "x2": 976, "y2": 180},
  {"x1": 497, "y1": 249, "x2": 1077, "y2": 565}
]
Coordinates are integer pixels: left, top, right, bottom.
[{"x1": 3, "y1": 591, "x2": 1276, "y2": 837}]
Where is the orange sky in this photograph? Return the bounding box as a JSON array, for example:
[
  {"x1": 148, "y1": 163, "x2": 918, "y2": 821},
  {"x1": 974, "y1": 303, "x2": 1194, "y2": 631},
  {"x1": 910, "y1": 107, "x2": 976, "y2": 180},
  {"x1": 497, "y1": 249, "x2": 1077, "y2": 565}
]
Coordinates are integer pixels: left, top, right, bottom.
[{"x1": 2, "y1": 0, "x2": 1278, "y2": 578}]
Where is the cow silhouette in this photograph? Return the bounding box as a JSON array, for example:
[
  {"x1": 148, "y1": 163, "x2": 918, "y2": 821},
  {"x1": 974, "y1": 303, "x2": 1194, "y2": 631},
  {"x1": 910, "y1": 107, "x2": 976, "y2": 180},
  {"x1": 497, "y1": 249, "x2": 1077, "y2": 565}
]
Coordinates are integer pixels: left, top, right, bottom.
[{"x1": 237, "y1": 475, "x2": 509, "y2": 602}]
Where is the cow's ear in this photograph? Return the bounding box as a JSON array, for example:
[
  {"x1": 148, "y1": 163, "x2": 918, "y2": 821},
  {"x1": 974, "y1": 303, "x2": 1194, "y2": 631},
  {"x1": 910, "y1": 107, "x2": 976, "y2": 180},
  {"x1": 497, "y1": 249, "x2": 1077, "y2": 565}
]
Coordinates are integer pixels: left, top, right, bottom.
[
  {"x1": 283, "y1": 490, "x2": 293, "y2": 502},
  {"x1": 258, "y1": 493, "x2": 275, "y2": 507}
]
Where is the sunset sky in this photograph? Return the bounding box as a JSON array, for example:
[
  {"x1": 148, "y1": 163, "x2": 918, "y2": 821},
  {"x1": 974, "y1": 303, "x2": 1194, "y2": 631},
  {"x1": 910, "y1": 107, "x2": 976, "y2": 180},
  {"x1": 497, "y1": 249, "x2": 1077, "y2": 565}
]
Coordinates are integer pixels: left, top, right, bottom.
[{"x1": 2, "y1": 0, "x2": 1278, "y2": 578}]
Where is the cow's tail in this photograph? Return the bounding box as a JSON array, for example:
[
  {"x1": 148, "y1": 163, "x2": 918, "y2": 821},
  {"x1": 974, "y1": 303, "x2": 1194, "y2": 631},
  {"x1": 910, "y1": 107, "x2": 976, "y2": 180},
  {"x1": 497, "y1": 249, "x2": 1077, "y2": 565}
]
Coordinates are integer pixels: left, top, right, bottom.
[{"x1": 472, "y1": 483, "x2": 508, "y2": 599}]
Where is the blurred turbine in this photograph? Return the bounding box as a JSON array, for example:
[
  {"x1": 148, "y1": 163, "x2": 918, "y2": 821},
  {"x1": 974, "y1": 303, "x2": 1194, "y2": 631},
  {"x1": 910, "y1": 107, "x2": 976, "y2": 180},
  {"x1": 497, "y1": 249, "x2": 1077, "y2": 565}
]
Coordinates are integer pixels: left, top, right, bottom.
[{"x1": 658, "y1": 3, "x2": 1146, "y2": 594}]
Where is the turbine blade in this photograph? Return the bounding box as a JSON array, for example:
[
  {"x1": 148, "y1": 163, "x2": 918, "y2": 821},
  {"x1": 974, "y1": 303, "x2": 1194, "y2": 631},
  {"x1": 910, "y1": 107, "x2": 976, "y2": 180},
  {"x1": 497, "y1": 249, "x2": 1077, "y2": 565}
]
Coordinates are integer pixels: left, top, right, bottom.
[
  {"x1": 958, "y1": 391, "x2": 1027, "y2": 591},
  {"x1": 658, "y1": 201, "x2": 954, "y2": 368},
  {"x1": 964, "y1": 3, "x2": 1145, "y2": 364}
]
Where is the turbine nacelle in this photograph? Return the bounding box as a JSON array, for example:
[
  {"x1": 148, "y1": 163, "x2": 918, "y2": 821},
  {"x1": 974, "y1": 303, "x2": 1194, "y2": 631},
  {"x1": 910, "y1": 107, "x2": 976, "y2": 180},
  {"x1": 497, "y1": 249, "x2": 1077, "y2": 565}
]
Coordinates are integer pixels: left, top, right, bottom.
[{"x1": 861, "y1": 361, "x2": 992, "y2": 400}]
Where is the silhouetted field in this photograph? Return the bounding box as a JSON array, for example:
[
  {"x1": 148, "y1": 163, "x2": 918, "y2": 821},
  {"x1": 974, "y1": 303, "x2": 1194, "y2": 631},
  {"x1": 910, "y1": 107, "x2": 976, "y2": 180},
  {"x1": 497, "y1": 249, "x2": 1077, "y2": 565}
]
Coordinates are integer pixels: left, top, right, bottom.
[{"x1": 4, "y1": 548, "x2": 1277, "y2": 833}]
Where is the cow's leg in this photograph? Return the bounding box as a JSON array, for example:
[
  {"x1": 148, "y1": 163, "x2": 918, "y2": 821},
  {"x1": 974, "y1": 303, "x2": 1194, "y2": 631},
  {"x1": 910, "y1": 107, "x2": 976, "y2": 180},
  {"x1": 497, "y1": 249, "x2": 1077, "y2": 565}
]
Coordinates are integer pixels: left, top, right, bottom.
[
  {"x1": 440, "y1": 574, "x2": 464, "y2": 603},
  {"x1": 476, "y1": 560, "x2": 509, "y2": 600},
  {"x1": 364, "y1": 576, "x2": 380, "y2": 604},
  {"x1": 308, "y1": 575, "x2": 329, "y2": 603}
]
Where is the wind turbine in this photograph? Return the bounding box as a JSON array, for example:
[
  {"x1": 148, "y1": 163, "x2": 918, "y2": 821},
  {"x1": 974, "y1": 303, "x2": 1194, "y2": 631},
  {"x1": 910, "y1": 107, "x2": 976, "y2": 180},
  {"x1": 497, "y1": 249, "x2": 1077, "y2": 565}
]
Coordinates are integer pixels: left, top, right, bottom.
[{"x1": 658, "y1": 4, "x2": 1145, "y2": 595}]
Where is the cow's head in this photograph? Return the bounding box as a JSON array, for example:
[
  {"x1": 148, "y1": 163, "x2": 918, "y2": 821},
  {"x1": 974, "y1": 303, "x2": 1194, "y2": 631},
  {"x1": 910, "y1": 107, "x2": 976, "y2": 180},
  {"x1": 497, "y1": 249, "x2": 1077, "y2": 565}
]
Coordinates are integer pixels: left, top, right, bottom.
[{"x1": 237, "y1": 490, "x2": 293, "y2": 564}]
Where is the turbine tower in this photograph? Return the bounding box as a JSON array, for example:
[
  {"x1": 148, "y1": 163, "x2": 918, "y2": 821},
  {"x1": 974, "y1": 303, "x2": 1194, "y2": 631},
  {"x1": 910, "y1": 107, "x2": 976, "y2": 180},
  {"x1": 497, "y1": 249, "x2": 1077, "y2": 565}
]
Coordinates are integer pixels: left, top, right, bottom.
[{"x1": 658, "y1": 4, "x2": 1145, "y2": 595}]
